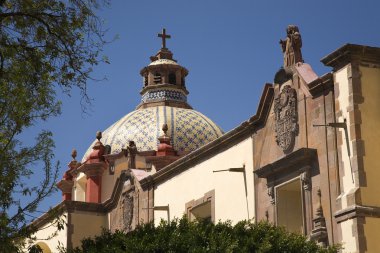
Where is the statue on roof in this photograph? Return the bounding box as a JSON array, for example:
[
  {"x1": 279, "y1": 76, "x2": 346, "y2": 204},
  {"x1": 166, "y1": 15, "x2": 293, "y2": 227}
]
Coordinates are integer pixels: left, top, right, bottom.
[
  {"x1": 127, "y1": 141, "x2": 137, "y2": 169},
  {"x1": 280, "y1": 25, "x2": 303, "y2": 67}
]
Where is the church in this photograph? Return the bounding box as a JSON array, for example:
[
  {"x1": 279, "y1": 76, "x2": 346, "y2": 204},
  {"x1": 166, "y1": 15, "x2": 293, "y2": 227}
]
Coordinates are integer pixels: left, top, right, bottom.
[{"x1": 29, "y1": 26, "x2": 380, "y2": 253}]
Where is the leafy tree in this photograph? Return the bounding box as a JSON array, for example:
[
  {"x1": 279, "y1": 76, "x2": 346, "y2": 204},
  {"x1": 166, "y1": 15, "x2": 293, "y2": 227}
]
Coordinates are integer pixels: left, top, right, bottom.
[
  {"x1": 0, "y1": 0, "x2": 109, "y2": 252},
  {"x1": 68, "y1": 218, "x2": 340, "y2": 253}
]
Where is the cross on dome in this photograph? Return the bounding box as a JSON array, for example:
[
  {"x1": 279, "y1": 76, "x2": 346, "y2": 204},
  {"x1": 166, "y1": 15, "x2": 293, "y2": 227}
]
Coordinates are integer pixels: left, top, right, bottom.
[{"x1": 158, "y1": 28, "x2": 171, "y2": 49}]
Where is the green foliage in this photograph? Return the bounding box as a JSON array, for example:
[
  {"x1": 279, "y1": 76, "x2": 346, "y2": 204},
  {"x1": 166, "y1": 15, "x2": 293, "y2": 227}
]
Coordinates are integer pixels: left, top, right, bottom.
[
  {"x1": 68, "y1": 218, "x2": 340, "y2": 253},
  {"x1": 0, "y1": 0, "x2": 109, "y2": 252}
]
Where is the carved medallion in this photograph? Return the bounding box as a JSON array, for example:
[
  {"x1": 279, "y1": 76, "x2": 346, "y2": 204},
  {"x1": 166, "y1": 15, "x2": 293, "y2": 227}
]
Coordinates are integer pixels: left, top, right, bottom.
[{"x1": 274, "y1": 85, "x2": 298, "y2": 152}]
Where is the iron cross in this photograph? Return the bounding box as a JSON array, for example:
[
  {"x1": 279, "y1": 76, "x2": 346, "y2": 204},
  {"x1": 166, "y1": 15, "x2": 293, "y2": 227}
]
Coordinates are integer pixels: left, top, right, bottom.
[{"x1": 158, "y1": 28, "x2": 171, "y2": 49}]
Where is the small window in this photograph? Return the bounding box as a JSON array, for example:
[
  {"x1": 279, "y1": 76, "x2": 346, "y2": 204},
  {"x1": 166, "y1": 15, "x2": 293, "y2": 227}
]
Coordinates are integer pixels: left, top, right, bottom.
[
  {"x1": 168, "y1": 72, "x2": 176, "y2": 85},
  {"x1": 181, "y1": 77, "x2": 186, "y2": 87},
  {"x1": 189, "y1": 201, "x2": 211, "y2": 222},
  {"x1": 154, "y1": 72, "x2": 161, "y2": 84},
  {"x1": 185, "y1": 190, "x2": 215, "y2": 223}
]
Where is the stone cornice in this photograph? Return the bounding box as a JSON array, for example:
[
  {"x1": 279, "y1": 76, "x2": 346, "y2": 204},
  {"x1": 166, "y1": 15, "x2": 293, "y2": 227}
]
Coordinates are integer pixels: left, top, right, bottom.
[
  {"x1": 136, "y1": 100, "x2": 192, "y2": 110},
  {"x1": 254, "y1": 148, "x2": 317, "y2": 178},
  {"x1": 307, "y1": 72, "x2": 334, "y2": 97},
  {"x1": 335, "y1": 204, "x2": 380, "y2": 223},
  {"x1": 140, "y1": 83, "x2": 189, "y2": 95},
  {"x1": 104, "y1": 149, "x2": 128, "y2": 162},
  {"x1": 140, "y1": 63, "x2": 188, "y2": 76},
  {"x1": 76, "y1": 162, "x2": 107, "y2": 177},
  {"x1": 29, "y1": 201, "x2": 105, "y2": 229},
  {"x1": 321, "y1": 44, "x2": 380, "y2": 71},
  {"x1": 140, "y1": 83, "x2": 274, "y2": 189},
  {"x1": 56, "y1": 180, "x2": 74, "y2": 193}
]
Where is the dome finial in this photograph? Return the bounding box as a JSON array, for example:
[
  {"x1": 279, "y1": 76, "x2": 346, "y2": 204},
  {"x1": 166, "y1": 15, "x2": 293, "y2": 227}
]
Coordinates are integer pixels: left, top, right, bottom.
[
  {"x1": 96, "y1": 131, "x2": 102, "y2": 141},
  {"x1": 92, "y1": 131, "x2": 104, "y2": 150},
  {"x1": 157, "y1": 123, "x2": 176, "y2": 157},
  {"x1": 162, "y1": 123, "x2": 168, "y2": 136},
  {"x1": 158, "y1": 28, "x2": 171, "y2": 49},
  {"x1": 71, "y1": 149, "x2": 77, "y2": 161}
]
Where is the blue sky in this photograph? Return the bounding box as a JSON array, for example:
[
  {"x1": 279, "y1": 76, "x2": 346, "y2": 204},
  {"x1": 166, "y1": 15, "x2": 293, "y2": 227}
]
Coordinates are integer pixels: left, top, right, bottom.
[{"x1": 24, "y1": 0, "x2": 380, "y2": 212}]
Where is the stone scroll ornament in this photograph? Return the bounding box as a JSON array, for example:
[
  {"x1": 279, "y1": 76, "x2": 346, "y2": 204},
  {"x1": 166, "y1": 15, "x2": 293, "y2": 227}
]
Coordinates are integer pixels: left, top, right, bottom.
[{"x1": 274, "y1": 85, "x2": 298, "y2": 152}]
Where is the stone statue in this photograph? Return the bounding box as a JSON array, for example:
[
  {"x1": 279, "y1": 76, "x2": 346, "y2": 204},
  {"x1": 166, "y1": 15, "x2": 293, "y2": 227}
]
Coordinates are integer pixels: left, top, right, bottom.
[
  {"x1": 127, "y1": 141, "x2": 137, "y2": 169},
  {"x1": 279, "y1": 25, "x2": 303, "y2": 67}
]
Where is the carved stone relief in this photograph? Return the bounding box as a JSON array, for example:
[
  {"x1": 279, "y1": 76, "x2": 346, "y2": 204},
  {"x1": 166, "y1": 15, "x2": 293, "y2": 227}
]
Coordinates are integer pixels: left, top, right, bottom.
[
  {"x1": 300, "y1": 168, "x2": 311, "y2": 191},
  {"x1": 121, "y1": 192, "x2": 134, "y2": 232},
  {"x1": 267, "y1": 184, "x2": 275, "y2": 205},
  {"x1": 274, "y1": 85, "x2": 298, "y2": 152}
]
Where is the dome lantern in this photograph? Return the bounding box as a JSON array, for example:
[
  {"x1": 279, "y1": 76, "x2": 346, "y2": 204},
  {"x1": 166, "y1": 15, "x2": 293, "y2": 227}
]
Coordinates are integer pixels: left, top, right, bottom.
[{"x1": 139, "y1": 28, "x2": 191, "y2": 109}]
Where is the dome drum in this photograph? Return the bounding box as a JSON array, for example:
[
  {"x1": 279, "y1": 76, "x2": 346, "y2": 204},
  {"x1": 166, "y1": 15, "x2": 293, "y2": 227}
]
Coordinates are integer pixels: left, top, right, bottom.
[{"x1": 140, "y1": 62, "x2": 188, "y2": 90}]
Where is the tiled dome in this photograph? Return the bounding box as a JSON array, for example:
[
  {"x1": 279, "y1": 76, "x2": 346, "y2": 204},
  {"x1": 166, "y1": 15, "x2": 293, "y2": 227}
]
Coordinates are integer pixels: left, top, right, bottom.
[
  {"x1": 82, "y1": 106, "x2": 223, "y2": 160},
  {"x1": 83, "y1": 30, "x2": 224, "y2": 161}
]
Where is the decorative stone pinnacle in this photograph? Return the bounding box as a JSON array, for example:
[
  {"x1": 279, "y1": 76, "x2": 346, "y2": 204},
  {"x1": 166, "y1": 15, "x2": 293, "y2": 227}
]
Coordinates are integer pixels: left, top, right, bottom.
[
  {"x1": 92, "y1": 131, "x2": 104, "y2": 150},
  {"x1": 96, "y1": 131, "x2": 102, "y2": 141},
  {"x1": 71, "y1": 149, "x2": 77, "y2": 161},
  {"x1": 159, "y1": 124, "x2": 170, "y2": 144},
  {"x1": 316, "y1": 188, "x2": 324, "y2": 218},
  {"x1": 162, "y1": 123, "x2": 168, "y2": 136}
]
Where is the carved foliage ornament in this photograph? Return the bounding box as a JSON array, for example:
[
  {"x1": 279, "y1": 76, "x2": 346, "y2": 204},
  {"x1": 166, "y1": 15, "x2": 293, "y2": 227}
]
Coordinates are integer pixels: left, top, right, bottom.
[{"x1": 274, "y1": 85, "x2": 298, "y2": 152}]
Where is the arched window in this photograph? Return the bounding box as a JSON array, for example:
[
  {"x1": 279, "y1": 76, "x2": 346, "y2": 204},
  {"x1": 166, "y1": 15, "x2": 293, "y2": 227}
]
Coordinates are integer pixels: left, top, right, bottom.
[
  {"x1": 32, "y1": 242, "x2": 52, "y2": 253},
  {"x1": 154, "y1": 72, "x2": 161, "y2": 84},
  {"x1": 168, "y1": 72, "x2": 176, "y2": 85}
]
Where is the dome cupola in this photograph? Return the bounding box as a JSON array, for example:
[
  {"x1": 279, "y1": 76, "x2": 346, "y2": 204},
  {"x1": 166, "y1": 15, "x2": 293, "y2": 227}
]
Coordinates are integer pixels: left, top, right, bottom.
[
  {"x1": 82, "y1": 29, "x2": 223, "y2": 161},
  {"x1": 139, "y1": 28, "x2": 191, "y2": 109}
]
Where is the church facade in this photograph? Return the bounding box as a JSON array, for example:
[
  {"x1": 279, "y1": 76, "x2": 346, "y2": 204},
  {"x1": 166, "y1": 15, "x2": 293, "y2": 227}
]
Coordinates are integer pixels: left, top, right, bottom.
[{"x1": 30, "y1": 26, "x2": 380, "y2": 253}]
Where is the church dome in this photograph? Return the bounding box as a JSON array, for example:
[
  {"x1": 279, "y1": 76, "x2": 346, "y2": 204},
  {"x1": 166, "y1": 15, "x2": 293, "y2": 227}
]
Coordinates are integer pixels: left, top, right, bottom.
[
  {"x1": 83, "y1": 106, "x2": 223, "y2": 160},
  {"x1": 82, "y1": 29, "x2": 223, "y2": 161}
]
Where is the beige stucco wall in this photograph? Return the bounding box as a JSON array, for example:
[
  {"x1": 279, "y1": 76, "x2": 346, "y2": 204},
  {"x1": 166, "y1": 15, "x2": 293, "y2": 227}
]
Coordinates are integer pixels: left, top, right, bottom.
[
  {"x1": 27, "y1": 212, "x2": 68, "y2": 253},
  {"x1": 70, "y1": 211, "x2": 108, "y2": 248},
  {"x1": 73, "y1": 173, "x2": 86, "y2": 201},
  {"x1": 101, "y1": 155, "x2": 146, "y2": 203},
  {"x1": 154, "y1": 136, "x2": 255, "y2": 225},
  {"x1": 335, "y1": 64, "x2": 380, "y2": 253},
  {"x1": 363, "y1": 217, "x2": 380, "y2": 253},
  {"x1": 358, "y1": 66, "x2": 380, "y2": 206},
  {"x1": 101, "y1": 170, "x2": 114, "y2": 203},
  {"x1": 359, "y1": 66, "x2": 380, "y2": 252}
]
